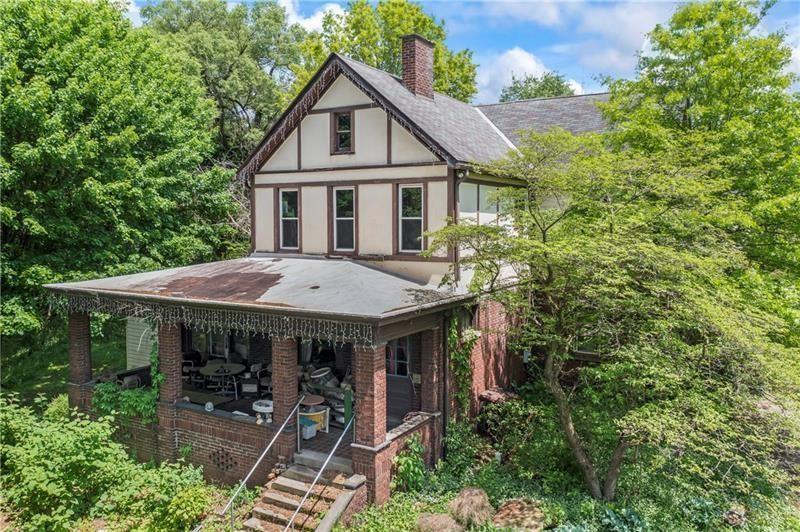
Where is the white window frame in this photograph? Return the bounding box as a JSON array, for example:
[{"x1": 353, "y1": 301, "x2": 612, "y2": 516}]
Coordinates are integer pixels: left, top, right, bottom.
[
  {"x1": 398, "y1": 184, "x2": 424, "y2": 253},
  {"x1": 279, "y1": 188, "x2": 299, "y2": 250},
  {"x1": 333, "y1": 186, "x2": 355, "y2": 252}
]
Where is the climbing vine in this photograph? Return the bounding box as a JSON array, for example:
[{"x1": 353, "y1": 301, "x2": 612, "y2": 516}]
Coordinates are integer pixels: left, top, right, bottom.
[
  {"x1": 448, "y1": 313, "x2": 480, "y2": 418},
  {"x1": 93, "y1": 322, "x2": 163, "y2": 423}
]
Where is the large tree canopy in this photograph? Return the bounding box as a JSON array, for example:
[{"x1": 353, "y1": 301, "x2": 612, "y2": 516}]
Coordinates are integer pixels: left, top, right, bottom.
[
  {"x1": 141, "y1": 0, "x2": 307, "y2": 167},
  {"x1": 291, "y1": 0, "x2": 477, "y2": 102},
  {"x1": 499, "y1": 72, "x2": 575, "y2": 102},
  {"x1": 0, "y1": 0, "x2": 245, "y2": 335},
  {"x1": 603, "y1": 0, "x2": 800, "y2": 275}
]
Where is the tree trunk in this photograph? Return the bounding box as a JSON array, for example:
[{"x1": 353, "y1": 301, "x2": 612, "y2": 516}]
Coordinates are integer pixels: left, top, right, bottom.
[
  {"x1": 602, "y1": 438, "x2": 629, "y2": 501},
  {"x1": 543, "y1": 349, "x2": 604, "y2": 500}
]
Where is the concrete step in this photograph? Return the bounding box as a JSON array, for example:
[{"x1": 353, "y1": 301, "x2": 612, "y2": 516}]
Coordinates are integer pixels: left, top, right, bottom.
[
  {"x1": 252, "y1": 502, "x2": 319, "y2": 531},
  {"x1": 282, "y1": 464, "x2": 351, "y2": 489},
  {"x1": 293, "y1": 450, "x2": 353, "y2": 475},
  {"x1": 262, "y1": 488, "x2": 331, "y2": 514},
  {"x1": 269, "y1": 476, "x2": 341, "y2": 502},
  {"x1": 242, "y1": 516, "x2": 284, "y2": 531}
]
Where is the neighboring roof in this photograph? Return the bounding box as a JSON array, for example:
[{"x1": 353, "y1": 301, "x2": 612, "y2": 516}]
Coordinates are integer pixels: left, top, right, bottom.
[
  {"x1": 45, "y1": 257, "x2": 470, "y2": 322},
  {"x1": 338, "y1": 56, "x2": 515, "y2": 164},
  {"x1": 477, "y1": 93, "x2": 610, "y2": 146}
]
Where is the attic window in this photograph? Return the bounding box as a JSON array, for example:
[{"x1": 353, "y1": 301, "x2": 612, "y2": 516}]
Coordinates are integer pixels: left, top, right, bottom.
[{"x1": 331, "y1": 111, "x2": 354, "y2": 154}]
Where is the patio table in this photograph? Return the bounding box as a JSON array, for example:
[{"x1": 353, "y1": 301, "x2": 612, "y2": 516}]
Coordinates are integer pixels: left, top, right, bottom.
[{"x1": 199, "y1": 363, "x2": 245, "y2": 377}]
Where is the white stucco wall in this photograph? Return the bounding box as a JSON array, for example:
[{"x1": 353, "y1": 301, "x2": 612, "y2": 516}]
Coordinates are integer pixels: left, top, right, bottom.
[
  {"x1": 313, "y1": 76, "x2": 372, "y2": 109},
  {"x1": 301, "y1": 186, "x2": 328, "y2": 253},
  {"x1": 358, "y1": 183, "x2": 393, "y2": 255},
  {"x1": 254, "y1": 188, "x2": 274, "y2": 251},
  {"x1": 391, "y1": 120, "x2": 438, "y2": 164}
]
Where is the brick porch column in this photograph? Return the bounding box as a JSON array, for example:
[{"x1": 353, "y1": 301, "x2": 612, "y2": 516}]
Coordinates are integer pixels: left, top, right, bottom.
[
  {"x1": 420, "y1": 326, "x2": 443, "y2": 412},
  {"x1": 156, "y1": 323, "x2": 182, "y2": 461},
  {"x1": 272, "y1": 337, "x2": 298, "y2": 460},
  {"x1": 67, "y1": 312, "x2": 92, "y2": 410},
  {"x1": 157, "y1": 323, "x2": 183, "y2": 404},
  {"x1": 420, "y1": 326, "x2": 444, "y2": 464},
  {"x1": 351, "y1": 342, "x2": 391, "y2": 505}
]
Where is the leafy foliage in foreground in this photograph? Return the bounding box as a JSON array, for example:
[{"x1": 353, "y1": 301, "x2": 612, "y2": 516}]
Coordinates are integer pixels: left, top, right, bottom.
[
  {"x1": 0, "y1": 395, "x2": 216, "y2": 531},
  {"x1": 344, "y1": 422, "x2": 800, "y2": 531},
  {"x1": 0, "y1": 0, "x2": 247, "y2": 336}
]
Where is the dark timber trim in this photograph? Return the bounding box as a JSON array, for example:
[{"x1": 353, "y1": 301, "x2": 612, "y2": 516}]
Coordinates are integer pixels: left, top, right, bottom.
[{"x1": 255, "y1": 161, "x2": 445, "y2": 176}]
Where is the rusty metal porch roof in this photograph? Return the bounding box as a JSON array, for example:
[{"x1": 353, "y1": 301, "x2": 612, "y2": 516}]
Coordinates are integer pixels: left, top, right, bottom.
[{"x1": 44, "y1": 256, "x2": 471, "y2": 322}]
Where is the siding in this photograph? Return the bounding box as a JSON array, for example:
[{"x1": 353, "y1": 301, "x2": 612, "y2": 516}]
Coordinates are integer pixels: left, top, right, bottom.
[{"x1": 126, "y1": 318, "x2": 157, "y2": 369}]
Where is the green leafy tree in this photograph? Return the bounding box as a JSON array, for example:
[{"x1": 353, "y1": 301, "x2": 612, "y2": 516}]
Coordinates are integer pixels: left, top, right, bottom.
[
  {"x1": 142, "y1": 0, "x2": 307, "y2": 166},
  {"x1": 292, "y1": 0, "x2": 477, "y2": 102},
  {"x1": 430, "y1": 129, "x2": 798, "y2": 504},
  {"x1": 499, "y1": 72, "x2": 575, "y2": 102},
  {"x1": 603, "y1": 0, "x2": 800, "y2": 275},
  {"x1": 0, "y1": 0, "x2": 245, "y2": 335}
]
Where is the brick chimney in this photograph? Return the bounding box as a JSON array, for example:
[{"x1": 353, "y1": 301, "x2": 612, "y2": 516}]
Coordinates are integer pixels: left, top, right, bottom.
[{"x1": 401, "y1": 34, "x2": 434, "y2": 98}]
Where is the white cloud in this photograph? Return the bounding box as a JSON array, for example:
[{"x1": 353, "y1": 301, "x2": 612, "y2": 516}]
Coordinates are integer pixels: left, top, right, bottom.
[
  {"x1": 278, "y1": 0, "x2": 344, "y2": 32},
  {"x1": 568, "y1": 79, "x2": 584, "y2": 95},
  {"x1": 123, "y1": 0, "x2": 142, "y2": 28},
  {"x1": 476, "y1": 47, "x2": 550, "y2": 103}
]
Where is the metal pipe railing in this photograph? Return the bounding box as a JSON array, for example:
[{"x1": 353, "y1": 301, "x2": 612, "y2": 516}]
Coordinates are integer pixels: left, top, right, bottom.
[
  {"x1": 221, "y1": 395, "x2": 305, "y2": 530},
  {"x1": 283, "y1": 416, "x2": 355, "y2": 531}
]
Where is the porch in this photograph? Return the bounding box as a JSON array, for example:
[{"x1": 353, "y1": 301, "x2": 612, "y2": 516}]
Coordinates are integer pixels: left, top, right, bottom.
[{"x1": 48, "y1": 256, "x2": 463, "y2": 503}]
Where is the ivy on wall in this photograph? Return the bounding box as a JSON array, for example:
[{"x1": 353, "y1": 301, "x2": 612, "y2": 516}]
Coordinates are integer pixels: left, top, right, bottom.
[{"x1": 447, "y1": 312, "x2": 480, "y2": 418}]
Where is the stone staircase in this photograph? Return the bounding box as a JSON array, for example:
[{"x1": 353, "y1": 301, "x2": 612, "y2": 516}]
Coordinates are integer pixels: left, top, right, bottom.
[{"x1": 243, "y1": 451, "x2": 360, "y2": 532}]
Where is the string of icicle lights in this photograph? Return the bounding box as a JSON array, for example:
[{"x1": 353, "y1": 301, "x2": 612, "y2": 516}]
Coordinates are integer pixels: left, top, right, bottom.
[{"x1": 59, "y1": 294, "x2": 376, "y2": 346}]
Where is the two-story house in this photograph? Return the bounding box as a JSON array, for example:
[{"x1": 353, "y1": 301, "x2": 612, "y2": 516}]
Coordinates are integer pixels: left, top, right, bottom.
[{"x1": 47, "y1": 34, "x2": 607, "y2": 521}]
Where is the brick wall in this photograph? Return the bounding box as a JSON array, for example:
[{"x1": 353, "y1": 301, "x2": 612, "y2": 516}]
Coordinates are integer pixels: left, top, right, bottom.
[
  {"x1": 174, "y1": 406, "x2": 279, "y2": 485},
  {"x1": 351, "y1": 413, "x2": 440, "y2": 505},
  {"x1": 468, "y1": 300, "x2": 525, "y2": 415},
  {"x1": 420, "y1": 327, "x2": 443, "y2": 413},
  {"x1": 401, "y1": 34, "x2": 434, "y2": 98},
  {"x1": 271, "y1": 337, "x2": 298, "y2": 460},
  {"x1": 68, "y1": 313, "x2": 92, "y2": 408},
  {"x1": 353, "y1": 343, "x2": 387, "y2": 448}
]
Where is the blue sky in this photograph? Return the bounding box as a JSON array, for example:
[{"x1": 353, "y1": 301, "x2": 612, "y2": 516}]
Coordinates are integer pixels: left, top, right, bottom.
[{"x1": 127, "y1": 1, "x2": 800, "y2": 104}]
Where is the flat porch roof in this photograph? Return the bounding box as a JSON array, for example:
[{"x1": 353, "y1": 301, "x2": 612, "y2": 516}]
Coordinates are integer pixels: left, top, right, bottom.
[{"x1": 45, "y1": 255, "x2": 473, "y2": 345}]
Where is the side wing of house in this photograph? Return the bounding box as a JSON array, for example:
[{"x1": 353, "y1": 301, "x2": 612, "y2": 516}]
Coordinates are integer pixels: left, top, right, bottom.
[{"x1": 251, "y1": 75, "x2": 453, "y2": 284}]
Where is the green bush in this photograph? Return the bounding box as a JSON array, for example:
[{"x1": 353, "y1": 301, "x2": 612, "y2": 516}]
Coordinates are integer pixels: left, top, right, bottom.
[
  {"x1": 42, "y1": 394, "x2": 69, "y2": 420},
  {"x1": 391, "y1": 434, "x2": 425, "y2": 492},
  {"x1": 0, "y1": 395, "x2": 216, "y2": 531}
]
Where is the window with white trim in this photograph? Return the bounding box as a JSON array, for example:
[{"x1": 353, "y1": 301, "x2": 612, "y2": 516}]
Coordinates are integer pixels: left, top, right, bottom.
[
  {"x1": 280, "y1": 189, "x2": 299, "y2": 249},
  {"x1": 333, "y1": 187, "x2": 355, "y2": 251},
  {"x1": 399, "y1": 185, "x2": 423, "y2": 252},
  {"x1": 386, "y1": 337, "x2": 410, "y2": 376}
]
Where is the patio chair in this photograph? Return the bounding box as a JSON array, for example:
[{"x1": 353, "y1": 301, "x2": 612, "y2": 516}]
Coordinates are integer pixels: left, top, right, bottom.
[
  {"x1": 240, "y1": 376, "x2": 259, "y2": 398},
  {"x1": 119, "y1": 375, "x2": 141, "y2": 390}
]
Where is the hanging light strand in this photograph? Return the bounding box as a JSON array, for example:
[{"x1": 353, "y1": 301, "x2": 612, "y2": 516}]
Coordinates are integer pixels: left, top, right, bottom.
[{"x1": 55, "y1": 293, "x2": 376, "y2": 346}]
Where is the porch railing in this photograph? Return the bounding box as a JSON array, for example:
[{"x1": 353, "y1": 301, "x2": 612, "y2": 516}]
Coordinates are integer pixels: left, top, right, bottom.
[
  {"x1": 220, "y1": 394, "x2": 306, "y2": 531},
  {"x1": 283, "y1": 415, "x2": 355, "y2": 531}
]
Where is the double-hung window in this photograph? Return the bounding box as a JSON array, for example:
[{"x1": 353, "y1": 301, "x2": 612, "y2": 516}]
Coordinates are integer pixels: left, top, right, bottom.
[
  {"x1": 331, "y1": 111, "x2": 353, "y2": 154},
  {"x1": 399, "y1": 185, "x2": 423, "y2": 252},
  {"x1": 333, "y1": 187, "x2": 355, "y2": 252},
  {"x1": 280, "y1": 189, "x2": 299, "y2": 249}
]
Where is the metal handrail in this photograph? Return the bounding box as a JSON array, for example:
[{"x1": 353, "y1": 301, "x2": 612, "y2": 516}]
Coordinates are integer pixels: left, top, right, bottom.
[
  {"x1": 222, "y1": 395, "x2": 306, "y2": 530},
  {"x1": 283, "y1": 416, "x2": 355, "y2": 531}
]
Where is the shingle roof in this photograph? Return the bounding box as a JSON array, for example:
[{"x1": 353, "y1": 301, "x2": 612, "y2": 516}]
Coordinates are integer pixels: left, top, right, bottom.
[
  {"x1": 476, "y1": 93, "x2": 610, "y2": 146},
  {"x1": 339, "y1": 56, "x2": 516, "y2": 164}
]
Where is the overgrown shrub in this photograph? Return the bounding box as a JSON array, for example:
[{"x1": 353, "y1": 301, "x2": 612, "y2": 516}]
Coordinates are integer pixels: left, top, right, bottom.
[{"x1": 0, "y1": 395, "x2": 215, "y2": 531}]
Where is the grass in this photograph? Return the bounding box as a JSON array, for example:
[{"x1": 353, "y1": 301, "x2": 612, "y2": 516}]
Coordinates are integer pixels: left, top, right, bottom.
[{"x1": 1, "y1": 318, "x2": 127, "y2": 403}]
